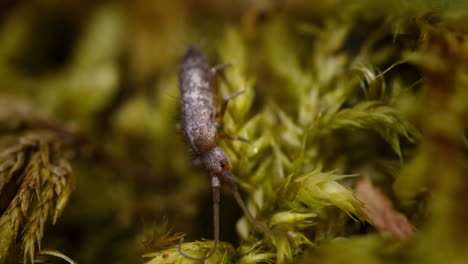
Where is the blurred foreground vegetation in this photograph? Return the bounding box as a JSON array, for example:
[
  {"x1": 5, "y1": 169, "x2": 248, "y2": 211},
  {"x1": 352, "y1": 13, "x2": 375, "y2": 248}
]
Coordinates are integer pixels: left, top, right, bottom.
[{"x1": 0, "y1": 0, "x2": 467, "y2": 263}]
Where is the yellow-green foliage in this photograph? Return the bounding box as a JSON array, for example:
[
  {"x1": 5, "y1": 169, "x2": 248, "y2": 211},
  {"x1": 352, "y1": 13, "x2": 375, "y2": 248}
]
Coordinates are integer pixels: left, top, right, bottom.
[
  {"x1": 0, "y1": 100, "x2": 75, "y2": 264},
  {"x1": 0, "y1": 1, "x2": 467, "y2": 264},
  {"x1": 144, "y1": 241, "x2": 236, "y2": 264}
]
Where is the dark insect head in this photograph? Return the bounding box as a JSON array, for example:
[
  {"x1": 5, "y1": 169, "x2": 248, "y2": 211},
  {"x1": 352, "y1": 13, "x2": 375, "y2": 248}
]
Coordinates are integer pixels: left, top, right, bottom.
[{"x1": 201, "y1": 146, "x2": 232, "y2": 176}]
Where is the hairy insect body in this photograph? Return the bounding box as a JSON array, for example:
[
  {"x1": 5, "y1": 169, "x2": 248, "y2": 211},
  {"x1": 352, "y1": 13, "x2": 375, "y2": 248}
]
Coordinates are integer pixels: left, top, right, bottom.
[{"x1": 179, "y1": 48, "x2": 217, "y2": 154}]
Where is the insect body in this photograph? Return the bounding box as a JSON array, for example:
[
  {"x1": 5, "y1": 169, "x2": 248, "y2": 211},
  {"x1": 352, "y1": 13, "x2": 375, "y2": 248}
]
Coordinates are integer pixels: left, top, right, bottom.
[
  {"x1": 178, "y1": 48, "x2": 282, "y2": 261},
  {"x1": 179, "y1": 48, "x2": 218, "y2": 154}
]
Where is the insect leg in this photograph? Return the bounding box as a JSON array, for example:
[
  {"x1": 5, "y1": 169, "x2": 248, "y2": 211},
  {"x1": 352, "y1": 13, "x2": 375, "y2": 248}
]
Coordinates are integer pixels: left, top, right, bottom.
[
  {"x1": 211, "y1": 63, "x2": 232, "y2": 73},
  {"x1": 220, "y1": 170, "x2": 288, "y2": 237},
  {"x1": 178, "y1": 174, "x2": 221, "y2": 261},
  {"x1": 215, "y1": 90, "x2": 246, "y2": 124},
  {"x1": 210, "y1": 63, "x2": 232, "y2": 105},
  {"x1": 218, "y1": 133, "x2": 250, "y2": 143},
  {"x1": 209, "y1": 62, "x2": 245, "y2": 124}
]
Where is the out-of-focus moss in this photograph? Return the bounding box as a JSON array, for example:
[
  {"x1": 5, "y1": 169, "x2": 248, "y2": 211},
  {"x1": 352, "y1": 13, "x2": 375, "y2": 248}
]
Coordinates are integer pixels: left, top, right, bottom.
[
  {"x1": 298, "y1": 235, "x2": 411, "y2": 264},
  {"x1": 40, "y1": 3, "x2": 126, "y2": 126}
]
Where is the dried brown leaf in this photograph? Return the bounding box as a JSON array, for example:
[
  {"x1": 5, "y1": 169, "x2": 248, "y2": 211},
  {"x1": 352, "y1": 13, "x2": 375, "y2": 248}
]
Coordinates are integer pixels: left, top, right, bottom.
[{"x1": 355, "y1": 177, "x2": 416, "y2": 240}]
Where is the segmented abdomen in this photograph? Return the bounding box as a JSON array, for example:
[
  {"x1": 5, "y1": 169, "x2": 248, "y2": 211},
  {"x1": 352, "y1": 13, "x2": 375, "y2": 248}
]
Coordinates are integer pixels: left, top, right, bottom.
[{"x1": 179, "y1": 48, "x2": 217, "y2": 153}]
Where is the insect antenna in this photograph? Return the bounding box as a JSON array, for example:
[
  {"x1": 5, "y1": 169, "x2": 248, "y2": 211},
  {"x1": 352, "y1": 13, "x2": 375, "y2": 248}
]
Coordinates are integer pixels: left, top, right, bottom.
[
  {"x1": 221, "y1": 171, "x2": 288, "y2": 237},
  {"x1": 178, "y1": 176, "x2": 221, "y2": 260}
]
